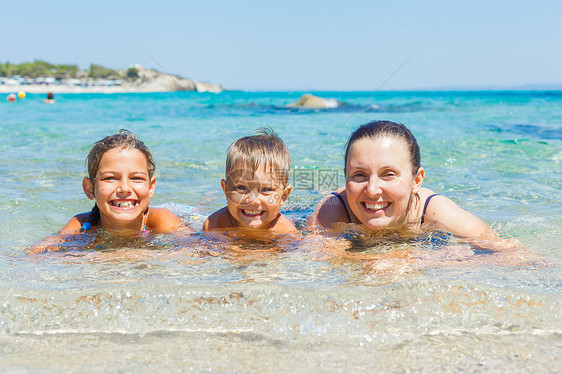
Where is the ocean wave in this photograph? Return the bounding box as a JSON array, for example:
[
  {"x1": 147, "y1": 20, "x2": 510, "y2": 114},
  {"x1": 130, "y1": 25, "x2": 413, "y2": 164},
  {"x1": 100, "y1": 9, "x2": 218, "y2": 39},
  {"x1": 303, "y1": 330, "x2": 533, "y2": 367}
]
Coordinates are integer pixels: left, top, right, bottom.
[{"x1": 1, "y1": 280, "x2": 558, "y2": 339}]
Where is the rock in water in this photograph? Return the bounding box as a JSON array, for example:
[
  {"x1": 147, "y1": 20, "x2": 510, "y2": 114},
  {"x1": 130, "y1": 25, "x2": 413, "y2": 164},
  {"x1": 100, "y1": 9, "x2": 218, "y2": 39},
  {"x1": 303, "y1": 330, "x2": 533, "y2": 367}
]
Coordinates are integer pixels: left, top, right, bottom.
[
  {"x1": 287, "y1": 94, "x2": 338, "y2": 109},
  {"x1": 195, "y1": 82, "x2": 224, "y2": 93},
  {"x1": 138, "y1": 74, "x2": 196, "y2": 92}
]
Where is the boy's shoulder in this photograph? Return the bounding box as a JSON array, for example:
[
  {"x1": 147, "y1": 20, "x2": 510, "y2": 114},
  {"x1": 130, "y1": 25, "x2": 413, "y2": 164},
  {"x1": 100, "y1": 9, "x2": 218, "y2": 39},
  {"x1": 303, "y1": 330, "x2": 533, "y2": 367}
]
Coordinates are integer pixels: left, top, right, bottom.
[
  {"x1": 203, "y1": 207, "x2": 237, "y2": 231},
  {"x1": 203, "y1": 208, "x2": 297, "y2": 234},
  {"x1": 272, "y1": 213, "x2": 298, "y2": 234}
]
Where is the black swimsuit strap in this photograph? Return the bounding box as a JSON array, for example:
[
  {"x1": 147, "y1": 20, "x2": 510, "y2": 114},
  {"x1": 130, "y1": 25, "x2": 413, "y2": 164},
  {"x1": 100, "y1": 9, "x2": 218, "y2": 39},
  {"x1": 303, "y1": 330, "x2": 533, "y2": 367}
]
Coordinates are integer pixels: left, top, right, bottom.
[
  {"x1": 331, "y1": 192, "x2": 352, "y2": 223},
  {"x1": 421, "y1": 194, "x2": 440, "y2": 225}
]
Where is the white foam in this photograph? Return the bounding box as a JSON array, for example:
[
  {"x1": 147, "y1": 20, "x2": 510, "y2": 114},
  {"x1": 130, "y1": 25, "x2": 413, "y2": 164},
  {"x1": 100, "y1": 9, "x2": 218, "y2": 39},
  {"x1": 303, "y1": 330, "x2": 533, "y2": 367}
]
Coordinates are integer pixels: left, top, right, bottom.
[{"x1": 322, "y1": 98, "x2": 339, "y2": 108}]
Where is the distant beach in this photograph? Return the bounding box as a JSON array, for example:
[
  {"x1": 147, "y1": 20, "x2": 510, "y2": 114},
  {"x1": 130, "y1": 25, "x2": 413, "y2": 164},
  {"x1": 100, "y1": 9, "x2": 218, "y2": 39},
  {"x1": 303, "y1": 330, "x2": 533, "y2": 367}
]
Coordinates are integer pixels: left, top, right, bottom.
[
  {"x1": 0, "y1": 61, "x2": 224, "y2": 94},
  {"x1": 1, "y1": 84, "x2": 162, "y2": 94},
  {"x1": 0, "y1": 83, "x2": 220, "y2": 94},
  {"x1": 0, "y1": 77, "x2": 224, "y2": 94}
]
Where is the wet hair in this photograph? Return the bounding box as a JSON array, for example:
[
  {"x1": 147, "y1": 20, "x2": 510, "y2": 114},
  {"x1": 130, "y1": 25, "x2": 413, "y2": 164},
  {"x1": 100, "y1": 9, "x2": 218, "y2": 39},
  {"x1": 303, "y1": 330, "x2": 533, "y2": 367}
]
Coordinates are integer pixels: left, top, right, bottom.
[
  {"x1": 225, "y1": 127, "x2": 291, "y2": 186},
  {"x1": 344, "y1": 120, "x2": 421, "y2": 176},
  {"x1": 82, "y1": 129, "x2": 155, "y2": 230},
  {"x1": 47, "y1": 92, "x2": 54, "y2": 100}
]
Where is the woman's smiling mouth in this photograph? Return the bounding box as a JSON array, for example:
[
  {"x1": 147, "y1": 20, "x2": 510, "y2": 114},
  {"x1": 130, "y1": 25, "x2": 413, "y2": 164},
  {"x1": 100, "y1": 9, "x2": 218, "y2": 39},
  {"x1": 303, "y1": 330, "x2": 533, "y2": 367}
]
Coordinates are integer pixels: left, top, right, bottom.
[{"x1": 362, "y1": 201, "x2": 390, "y2": 212}]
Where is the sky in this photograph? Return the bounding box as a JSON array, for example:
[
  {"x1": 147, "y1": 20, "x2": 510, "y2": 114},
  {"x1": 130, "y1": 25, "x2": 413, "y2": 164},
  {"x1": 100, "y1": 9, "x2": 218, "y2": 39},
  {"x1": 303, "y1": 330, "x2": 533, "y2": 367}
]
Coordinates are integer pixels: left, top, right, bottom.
[{"x1": 2, "y1": 0, "x2": 562, "y2": 91}]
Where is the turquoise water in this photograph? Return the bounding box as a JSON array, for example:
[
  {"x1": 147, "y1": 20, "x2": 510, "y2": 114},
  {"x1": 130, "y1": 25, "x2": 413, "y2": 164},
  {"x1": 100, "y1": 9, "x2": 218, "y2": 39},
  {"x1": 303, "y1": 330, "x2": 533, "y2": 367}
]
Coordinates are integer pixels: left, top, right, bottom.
[{"x1": 1, "y1": 91, "x2": 561, "y2": 372}]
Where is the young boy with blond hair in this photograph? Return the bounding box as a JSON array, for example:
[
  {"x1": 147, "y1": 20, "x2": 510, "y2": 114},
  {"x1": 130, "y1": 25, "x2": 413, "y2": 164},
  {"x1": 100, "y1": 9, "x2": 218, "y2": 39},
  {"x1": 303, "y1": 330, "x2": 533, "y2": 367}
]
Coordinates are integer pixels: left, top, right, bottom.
[{"x1": 203, "y1": 128, "x2": 296, "y2": 234}]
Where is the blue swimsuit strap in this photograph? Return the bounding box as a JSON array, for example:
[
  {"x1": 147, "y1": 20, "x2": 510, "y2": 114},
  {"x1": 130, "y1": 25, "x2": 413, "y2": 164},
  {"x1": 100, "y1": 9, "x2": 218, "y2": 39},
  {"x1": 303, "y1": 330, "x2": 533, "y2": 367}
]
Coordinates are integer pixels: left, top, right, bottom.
[
  {"x1": 331, "y1": 192, "x2": 352, "y2": 223},
  {"x1": 420, "y1": 194, "x2": 440, "y2": 225}
]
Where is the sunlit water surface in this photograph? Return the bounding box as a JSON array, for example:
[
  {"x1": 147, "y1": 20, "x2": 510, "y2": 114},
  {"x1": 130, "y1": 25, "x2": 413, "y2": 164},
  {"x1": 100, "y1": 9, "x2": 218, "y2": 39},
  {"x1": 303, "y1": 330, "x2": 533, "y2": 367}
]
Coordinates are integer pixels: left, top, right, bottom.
[{"x1": 1, "y1": 91, "x2": 561, "y2": 372}]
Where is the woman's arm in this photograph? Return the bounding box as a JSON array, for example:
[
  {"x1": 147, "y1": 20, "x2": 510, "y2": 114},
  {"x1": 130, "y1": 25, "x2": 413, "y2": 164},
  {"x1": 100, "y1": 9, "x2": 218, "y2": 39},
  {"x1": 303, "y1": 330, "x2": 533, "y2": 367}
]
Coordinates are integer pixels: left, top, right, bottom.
[
  {"x1": 422, "y1": 195, "x2": 536, "y2": 263},
  {"x1": 422, "y1": 195, "x2": 492, "y2": 239}
]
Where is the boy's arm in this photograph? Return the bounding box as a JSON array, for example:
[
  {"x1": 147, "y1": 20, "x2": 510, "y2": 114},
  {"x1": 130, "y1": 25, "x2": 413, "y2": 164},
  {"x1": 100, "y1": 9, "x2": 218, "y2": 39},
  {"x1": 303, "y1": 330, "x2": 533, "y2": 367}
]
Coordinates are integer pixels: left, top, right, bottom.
[{"x1": 147, "y1": 208, "x2": 186, "y2": 233}]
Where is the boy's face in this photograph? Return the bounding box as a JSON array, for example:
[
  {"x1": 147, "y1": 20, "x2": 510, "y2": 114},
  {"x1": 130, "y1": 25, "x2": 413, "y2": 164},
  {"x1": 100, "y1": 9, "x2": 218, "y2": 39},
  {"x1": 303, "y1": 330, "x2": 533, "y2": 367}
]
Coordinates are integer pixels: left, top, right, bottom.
[{"x1": 221, "y1": 162, "x2": 291, "y2": 229}]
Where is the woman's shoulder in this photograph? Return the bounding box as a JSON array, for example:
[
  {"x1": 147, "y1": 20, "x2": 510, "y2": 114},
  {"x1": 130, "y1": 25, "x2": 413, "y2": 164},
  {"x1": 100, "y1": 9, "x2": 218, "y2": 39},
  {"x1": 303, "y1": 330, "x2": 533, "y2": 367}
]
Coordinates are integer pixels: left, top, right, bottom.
[
  {"x1": 418, "y1": 187, "x2": 438, "y2": 200},
  {"x1": 308, "y1": 187, "x2": 351, "y2": 228},
  {"x1": 419, "y1": 188, "x2": 465, "y2": 214},
  {"x1": 418, "y1": 188, "x2": 453, "y2": 222},
  {"x1": 418, "y1": 188, "x2": 490, "y2": 237}
]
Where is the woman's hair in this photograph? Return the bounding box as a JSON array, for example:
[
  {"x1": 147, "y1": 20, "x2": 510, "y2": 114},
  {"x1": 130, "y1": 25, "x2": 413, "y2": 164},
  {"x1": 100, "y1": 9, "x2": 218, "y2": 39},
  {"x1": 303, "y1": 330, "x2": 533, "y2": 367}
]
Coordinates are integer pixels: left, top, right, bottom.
[
  {"x1": 344, "y1": 120, "x2": 421, "y2": 176},
  {"x1": 83, "y1": 129, "x2": 155, "y2": 230},
  {"x1": 225, "y1": 127, "x2": 291, "y2": 186}
]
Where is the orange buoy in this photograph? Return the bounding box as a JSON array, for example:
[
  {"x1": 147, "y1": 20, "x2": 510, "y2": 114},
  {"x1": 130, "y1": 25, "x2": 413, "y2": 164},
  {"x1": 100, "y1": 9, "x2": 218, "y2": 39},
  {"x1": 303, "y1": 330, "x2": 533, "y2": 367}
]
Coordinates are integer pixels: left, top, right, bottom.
[{"x1": 17, "y1": 91, "x2": 26, "y2": 99}]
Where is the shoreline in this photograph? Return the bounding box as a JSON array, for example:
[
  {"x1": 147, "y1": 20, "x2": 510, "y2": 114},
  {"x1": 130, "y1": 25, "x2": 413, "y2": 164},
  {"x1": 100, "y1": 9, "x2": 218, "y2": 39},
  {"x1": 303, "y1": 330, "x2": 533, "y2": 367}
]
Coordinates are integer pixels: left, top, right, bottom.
[
  {"x1": 1, "y1": 75, "x2": 225, "y2": 94},
  {"x1": 1, "y1": 84, "x2": 196, "y2": 94},
  {"x1": 3, "y1": 85, "x2": 561, "y2": 95}
]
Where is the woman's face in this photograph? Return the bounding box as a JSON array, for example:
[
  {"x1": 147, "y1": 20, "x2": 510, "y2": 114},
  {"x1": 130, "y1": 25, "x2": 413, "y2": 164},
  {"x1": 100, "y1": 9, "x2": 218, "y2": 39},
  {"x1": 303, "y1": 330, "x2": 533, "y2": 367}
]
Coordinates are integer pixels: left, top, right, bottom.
[{"x1": 345, "y1": 136, "x2": 423, "y2": 230}]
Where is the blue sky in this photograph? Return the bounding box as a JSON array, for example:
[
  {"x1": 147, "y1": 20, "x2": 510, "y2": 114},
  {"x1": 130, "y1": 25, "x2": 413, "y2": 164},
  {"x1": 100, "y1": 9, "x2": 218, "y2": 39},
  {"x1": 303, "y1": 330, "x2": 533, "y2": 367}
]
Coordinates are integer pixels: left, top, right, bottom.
[{"x1": 2, "y1": 0, "x2": 561, "y2": 90}]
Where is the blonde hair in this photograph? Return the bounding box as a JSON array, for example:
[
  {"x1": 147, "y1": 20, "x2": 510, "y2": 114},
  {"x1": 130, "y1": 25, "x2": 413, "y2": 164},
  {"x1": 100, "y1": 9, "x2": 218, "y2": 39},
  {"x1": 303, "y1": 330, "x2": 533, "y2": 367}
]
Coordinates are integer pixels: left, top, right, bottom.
[{"x1": 225, "y1": 127, "x2": 291, "y2": 185}]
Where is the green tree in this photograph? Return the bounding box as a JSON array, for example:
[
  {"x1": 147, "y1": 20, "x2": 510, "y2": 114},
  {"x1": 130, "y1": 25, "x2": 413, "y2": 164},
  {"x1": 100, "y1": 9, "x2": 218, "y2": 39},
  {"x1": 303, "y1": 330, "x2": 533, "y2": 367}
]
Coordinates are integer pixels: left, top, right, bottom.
[
  {"x1": 0, "y1": 60, "x2": 133, "y2": 79},
  {"x1": 54, "y1": 64, "x2": 79, "y2": 78},
  {"x1": 0, "y1": 62, "x2": 13, "y2": 76},
  {"x1": 126, "y1": 67, "x2": 139, "y2": 80},
  {"x1": 18, "y1": 60, "x2": 53, "y2": 77},
  {"x1": 89, "y1": 64, "x2": 119, "y2": 79}
]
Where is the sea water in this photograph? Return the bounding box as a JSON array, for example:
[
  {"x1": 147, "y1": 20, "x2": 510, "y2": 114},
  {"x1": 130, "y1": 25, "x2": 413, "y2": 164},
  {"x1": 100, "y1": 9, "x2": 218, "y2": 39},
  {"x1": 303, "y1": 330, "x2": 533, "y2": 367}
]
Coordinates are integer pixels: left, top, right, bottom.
[{"x1": 0, "y1": 91, "x2": 561, "y2": 372}]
